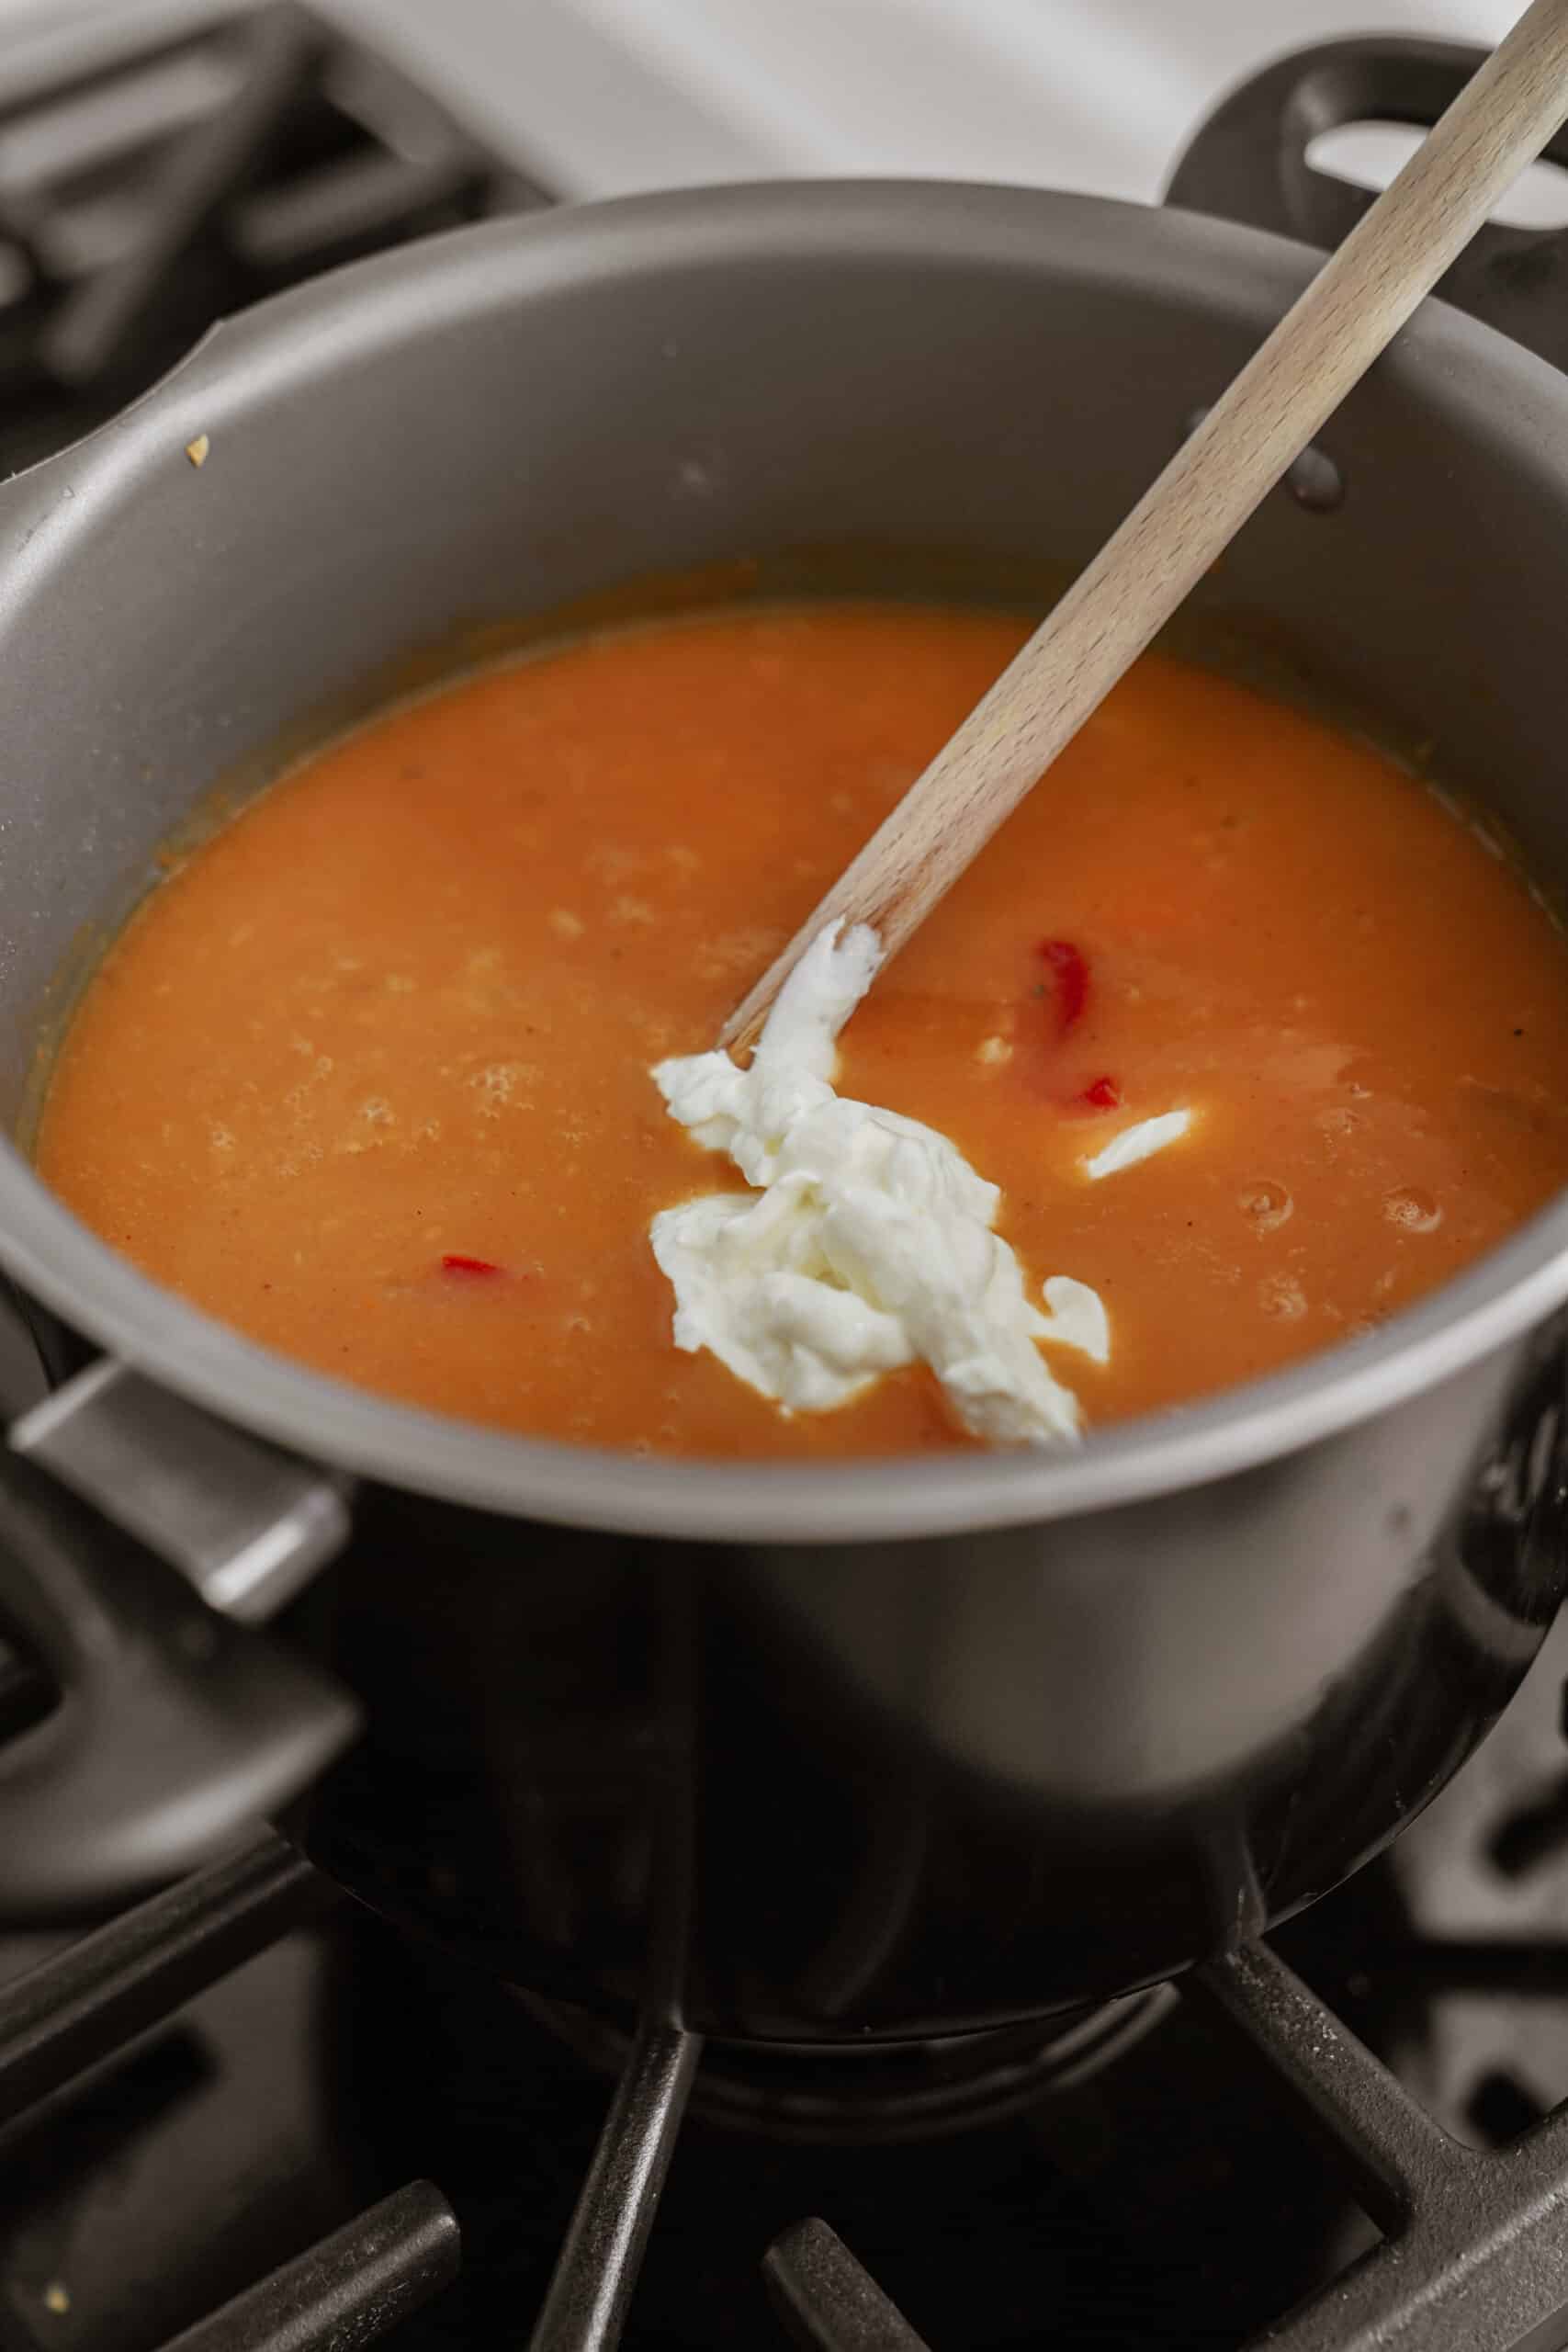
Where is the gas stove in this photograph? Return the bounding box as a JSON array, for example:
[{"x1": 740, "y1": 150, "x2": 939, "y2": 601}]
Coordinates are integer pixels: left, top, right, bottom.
[
  {"x1": 6, "y1": 7, "x2": 1568, "y2": 2349},
  {"x1": 11, "y1": 1672, "x2": 1568, "y2": 2352}
]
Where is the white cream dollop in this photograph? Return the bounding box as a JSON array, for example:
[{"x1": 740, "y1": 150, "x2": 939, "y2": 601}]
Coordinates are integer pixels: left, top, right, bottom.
[
  {"x1": 1083, "y1": 1108, "x2": 1192, "y2": 1181},
  {"x1": 649, "y1": 922, "x2": 1104, "y2": 1447}
]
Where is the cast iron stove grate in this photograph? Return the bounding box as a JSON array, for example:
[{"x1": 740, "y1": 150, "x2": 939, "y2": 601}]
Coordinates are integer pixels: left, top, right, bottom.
[
  {"x1": 9, "y1": 1825, "x2": 1568, "y2": 2352},
  {"x1": 0, "y1": 0, "x2": 547, "y2": 481}
]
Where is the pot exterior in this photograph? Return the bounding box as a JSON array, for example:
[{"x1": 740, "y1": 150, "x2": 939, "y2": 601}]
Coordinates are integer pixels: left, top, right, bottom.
[{"x1": 291, "y1": 1317, "x2": 1566, "y2": 2039}]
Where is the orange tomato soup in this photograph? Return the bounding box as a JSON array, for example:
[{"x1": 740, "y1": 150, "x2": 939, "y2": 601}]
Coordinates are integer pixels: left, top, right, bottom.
[{"x1": 35, "y1": 602, "x2": 1568, "y2": 1457}]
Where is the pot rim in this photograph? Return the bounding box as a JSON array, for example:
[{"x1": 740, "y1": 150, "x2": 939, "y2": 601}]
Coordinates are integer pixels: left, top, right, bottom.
[{"x1": 5, "y1": 176, "x2": 1568, "y2": 1544}]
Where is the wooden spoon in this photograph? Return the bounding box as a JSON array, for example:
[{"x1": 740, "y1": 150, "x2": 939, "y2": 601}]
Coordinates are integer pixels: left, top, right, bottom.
[{"x1": 720, "y1": 0, "x2": 1568, "y2": 1057}]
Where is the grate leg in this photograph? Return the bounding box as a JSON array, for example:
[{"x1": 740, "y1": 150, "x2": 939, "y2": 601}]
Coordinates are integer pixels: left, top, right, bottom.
[
  {"x1": 155, "y1": 2180, "x2": 459, "y2": 2352},
  {"x1": 1190, "y1": 1939, "x2": 1455, "y2": 2236},
  {"x1": 0, "y1": 1826, "x2": 331, "y2": 2125},
  {"x1": 528, "y1": 2016, "x2": 700, "y2": 2352},
  {"x1": 1193, "y1": 1942, "x2": 1568, "y2": 2351},
  {"x1": 763, "y1": 2219, "x2": 931, "y2": 2352}
]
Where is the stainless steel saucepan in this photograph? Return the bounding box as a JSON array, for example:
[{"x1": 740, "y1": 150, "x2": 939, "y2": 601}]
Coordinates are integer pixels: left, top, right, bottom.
[{"x1": 0, "y1": 39, "x2": 1563, "y2": 2047}]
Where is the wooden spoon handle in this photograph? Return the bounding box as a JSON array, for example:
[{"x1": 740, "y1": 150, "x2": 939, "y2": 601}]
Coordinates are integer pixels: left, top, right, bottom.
[{"x1": 720, "y1": 0, "x2": 1568, "y2": 1055}]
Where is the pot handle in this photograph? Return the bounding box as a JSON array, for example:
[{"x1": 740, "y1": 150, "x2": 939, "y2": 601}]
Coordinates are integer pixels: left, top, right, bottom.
[
  {"x1": 0, "y1": 1353, "x2": 360, "y2": 1921},
  {"x1": 1165, "y1": 38, "x2": 1568, "y2": 372},
  {"x1": 10, "y1": 1355, "x2": 352, "y2": 1623}
]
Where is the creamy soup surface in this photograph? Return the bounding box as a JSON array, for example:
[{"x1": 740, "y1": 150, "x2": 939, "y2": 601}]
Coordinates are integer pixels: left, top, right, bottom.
[{"x1": 35, "y1": 602, "x2": 1568, "y2": 1457}]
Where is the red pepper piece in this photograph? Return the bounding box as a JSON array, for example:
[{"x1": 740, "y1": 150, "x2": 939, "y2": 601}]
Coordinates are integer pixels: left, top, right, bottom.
[
  {"x1": 441, "y1": 1253, "x2": 503, "y2": 1277},
  {"x1": 1078, "y1": 1075, "x2": 1122, "y2": 1110},
  {"x1": 1038, "y1": 939, "x2": 1089, "y2": 1033}
]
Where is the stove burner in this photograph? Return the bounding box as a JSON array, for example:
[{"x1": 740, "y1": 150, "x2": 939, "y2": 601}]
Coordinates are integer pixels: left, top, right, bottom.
[{"x1": 513, "y1": 1984, "x2": 1178, "y2": 2146}]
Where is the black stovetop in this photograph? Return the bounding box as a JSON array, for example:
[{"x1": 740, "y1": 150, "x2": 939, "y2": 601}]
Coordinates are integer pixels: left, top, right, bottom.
[
  {"x1": 0, "y1": 1888, "x2": 1362, "y2": 2352},
  {"x1": 8, "y1": 10, "x2": 1568, "y2": 2349},
  {"x1": 6, "y1": 1623, "x2": 1568, "y2": 2352}
]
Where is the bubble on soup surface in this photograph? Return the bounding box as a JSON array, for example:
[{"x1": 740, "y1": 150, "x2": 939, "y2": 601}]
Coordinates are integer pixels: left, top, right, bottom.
[
  {"x1": 467, "y1": 1062, "x2": 536, "y2": 1114},
  {"x1": 1241, "y1": 1182, "x2": 1292, "y2": 1232},
  {"x1": 1384, "y1": 1186, "x2": 1442, "y2": 1233},
  {"x1": 1258, "y1": 1274, "x2": 1307, "y2": 1320}
]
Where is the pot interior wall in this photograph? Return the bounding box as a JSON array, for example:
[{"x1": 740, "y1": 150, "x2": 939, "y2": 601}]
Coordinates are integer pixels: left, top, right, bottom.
[{"x1": 2, "y1": 195, "x2": 1566, "y2": 1134}]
